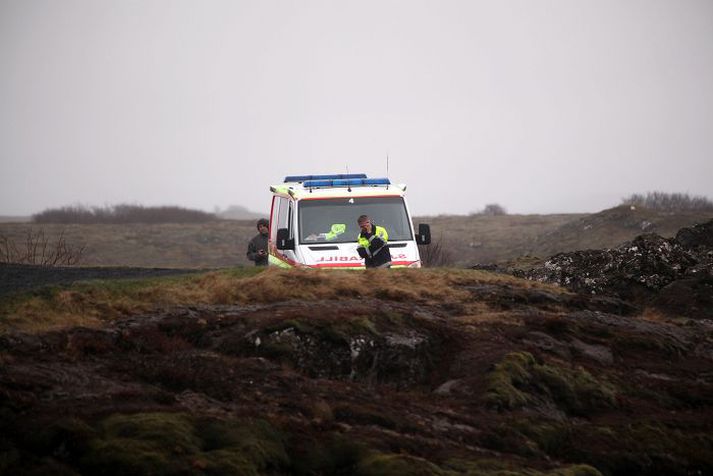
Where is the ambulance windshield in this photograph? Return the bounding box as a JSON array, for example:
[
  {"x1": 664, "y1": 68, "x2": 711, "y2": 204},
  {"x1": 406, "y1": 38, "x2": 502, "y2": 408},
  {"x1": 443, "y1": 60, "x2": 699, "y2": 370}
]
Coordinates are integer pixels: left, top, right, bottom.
[{"x1": 299, "y1": 197, "x2": 413, "y2": 244}]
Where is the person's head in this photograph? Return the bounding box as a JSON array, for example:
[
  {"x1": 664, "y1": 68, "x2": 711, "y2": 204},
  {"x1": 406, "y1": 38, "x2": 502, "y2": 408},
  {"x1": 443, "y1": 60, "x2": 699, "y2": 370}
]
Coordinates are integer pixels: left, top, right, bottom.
[
  {"x1": 357, "y1": 215, "x2": 372, "y2": 233},
  {"x1": 257, "y1": 218, "x2": 269, "y2": 235}
]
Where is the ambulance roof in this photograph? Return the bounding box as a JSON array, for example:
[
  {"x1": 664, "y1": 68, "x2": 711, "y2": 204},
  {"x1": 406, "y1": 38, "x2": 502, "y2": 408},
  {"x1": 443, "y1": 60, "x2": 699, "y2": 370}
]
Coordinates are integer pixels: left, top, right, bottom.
[{"x1": 270, "y1": 174, "x2": 406, "y2": 200}]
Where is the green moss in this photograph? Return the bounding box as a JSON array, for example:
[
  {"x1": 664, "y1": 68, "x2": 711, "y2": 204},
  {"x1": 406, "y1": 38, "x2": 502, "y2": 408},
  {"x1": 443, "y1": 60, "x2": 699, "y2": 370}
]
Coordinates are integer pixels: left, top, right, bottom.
[
  {"x1": 77, "y1": 413, "x2": 288, "y2": 476},
  {"x1": 381, "y1": 310, "x2": 408, "y2": 325},
  {"x1": 81, "y1": 438, "x2": 179, "y2": 476},
  {"x1": 484, "y1": 352, "x2": 537, "y2": 410},
  {"x1": 536, "y1": 365, "x2": 617, "y2": 415},
  {"x1": 321, "y1": 317, "x2": 380, "y2": 343},
  {"x1": 511, "y1": 420, "x2": 573, "y2": 455},
  {"x1": 511, "y1": 421, "x2": 713, "y2": 475},
  {"x1": 100, "y1": 412, "x2": 201, "y2": 454},
  {"x1": 196, "y1": 418, "x2": 288, "y2": 471},
  {"x1": 625, "y1": 423, "x2": 713, "y2": 473},
  {"x1": 264, "y1": 315, "x2": 379, "y2": 346},
  {"x1": 484, "y1": 352, "x2": 617, "y2": 414}
]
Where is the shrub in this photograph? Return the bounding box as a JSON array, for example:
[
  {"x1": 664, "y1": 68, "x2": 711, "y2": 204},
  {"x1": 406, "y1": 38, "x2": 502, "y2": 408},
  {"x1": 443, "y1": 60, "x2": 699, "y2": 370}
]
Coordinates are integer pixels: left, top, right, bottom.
[
  {"x1": 0, "y1": 229, "x2": 85, "y2": 266},
  {"x1": 471, "y1": 203, "x2": 508, "y2": 216},
  {"x1": 418, "y1": 235, "x2": 454, "y2": 267},
  {"x1": 32, "y1": 204, "x2": 217, "y2": 224},
  {"x1": 621, "y1": 192, "x2": 713, "y2": 211}
]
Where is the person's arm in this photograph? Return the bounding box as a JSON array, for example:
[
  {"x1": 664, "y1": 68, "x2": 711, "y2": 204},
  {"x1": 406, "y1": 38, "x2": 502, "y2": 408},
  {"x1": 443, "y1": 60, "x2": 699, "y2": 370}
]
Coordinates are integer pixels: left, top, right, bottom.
[
  {"x1": 356, "y1": 246, "x2": 369, "y2": 259},
  {"x1": 368, "y1": 228, "x2": 388, "y2": 255},
  {"x1": 247, "y1": 239, "x2": 257, "y2": 262}
]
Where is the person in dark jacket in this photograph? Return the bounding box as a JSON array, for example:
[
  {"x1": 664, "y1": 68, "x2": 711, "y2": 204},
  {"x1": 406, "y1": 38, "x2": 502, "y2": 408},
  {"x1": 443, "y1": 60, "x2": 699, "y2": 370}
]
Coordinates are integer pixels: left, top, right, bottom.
[
  {"x1": 247, "y1": 218, "x2": 269, "y2": 266},
  {"x1": 356, "y1": 215, "x2": 392, "y2": 268}
]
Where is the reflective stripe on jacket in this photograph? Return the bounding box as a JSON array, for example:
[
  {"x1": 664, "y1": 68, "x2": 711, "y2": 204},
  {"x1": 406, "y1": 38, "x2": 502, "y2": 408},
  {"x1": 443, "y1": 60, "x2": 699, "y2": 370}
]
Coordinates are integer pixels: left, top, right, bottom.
[{"x1": 356, "y1": 225, "x2": 391, "y2": 268}]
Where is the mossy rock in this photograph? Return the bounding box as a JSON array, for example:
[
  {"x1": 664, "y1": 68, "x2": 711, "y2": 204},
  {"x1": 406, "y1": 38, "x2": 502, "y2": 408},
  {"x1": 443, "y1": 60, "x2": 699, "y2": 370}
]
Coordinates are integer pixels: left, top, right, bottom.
[
  {"x1": 80, "y1": 438, "x2": 179, "y2": 476},
  {"x1": 514, "y1": 421, "x2": 713, "y2": 475},
  {"x1": 195, "y1": 418, "x2": 289, "y2": 470},
  {"x1": 484, "y1": 352, "x2": 617, "y2": 414},
  {"x1": 509, "y1": 419, "x2": 574, "y2": 456},
  {"x1": 264, "y1": 316, "x2": 379, "y2": 344},
  {"x1": 484, "y1": 352, "x2": 535, "y2": 410},
  {"x1": 77, "y1": 412, "x2": 288, "y2": 476},
  {"x1": 100, "y1": 412, "x2": 201, "y2": 454}
]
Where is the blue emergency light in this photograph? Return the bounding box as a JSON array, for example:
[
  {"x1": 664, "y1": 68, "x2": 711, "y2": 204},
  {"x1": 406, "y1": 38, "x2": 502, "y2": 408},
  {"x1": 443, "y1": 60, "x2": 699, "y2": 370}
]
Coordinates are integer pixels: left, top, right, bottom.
[
  {"x1": 284, "y1": 174, "x2": 367, "y2": 183},
  {"x1": 302, "y1": 177, "x2": 391, "y2": 188}
]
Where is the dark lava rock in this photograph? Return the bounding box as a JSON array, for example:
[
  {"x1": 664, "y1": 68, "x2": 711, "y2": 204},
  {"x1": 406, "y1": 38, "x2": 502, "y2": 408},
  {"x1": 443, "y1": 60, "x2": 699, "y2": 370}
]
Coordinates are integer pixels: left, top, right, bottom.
[
  {"x1": 675, "y1": 219, "x2": 713, "y2": 251},
  {"x1": 652, "y1": 276, "x2": 713, "y2": 320},
  {"x1": 524, "y1": 234, "x2": 696, "y2": 297},
  {"x1": 519, "y1": 220, "x2": 713, "y2": 318}
]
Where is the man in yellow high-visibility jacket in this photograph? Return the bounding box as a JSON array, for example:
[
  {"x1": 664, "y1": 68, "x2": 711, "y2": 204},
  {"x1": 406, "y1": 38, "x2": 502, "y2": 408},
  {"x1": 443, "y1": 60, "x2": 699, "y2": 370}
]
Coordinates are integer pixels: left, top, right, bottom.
[{"x1": 356, "y1": 215, "x2": 392, "y2": 268}]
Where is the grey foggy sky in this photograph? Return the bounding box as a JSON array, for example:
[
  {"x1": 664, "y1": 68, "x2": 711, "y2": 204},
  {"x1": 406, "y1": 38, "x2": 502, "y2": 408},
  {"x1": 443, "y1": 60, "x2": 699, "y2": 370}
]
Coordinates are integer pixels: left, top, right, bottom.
[{"x1": 1, "y1": 0, "x2": 712, "y2": 217}]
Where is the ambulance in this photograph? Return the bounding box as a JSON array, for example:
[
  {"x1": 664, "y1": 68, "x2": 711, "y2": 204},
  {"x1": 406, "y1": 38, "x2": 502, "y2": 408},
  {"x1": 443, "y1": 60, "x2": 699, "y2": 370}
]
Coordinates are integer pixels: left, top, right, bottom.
[{"x1": 268, "y1": 174, "x2": 431, "y2": 269}]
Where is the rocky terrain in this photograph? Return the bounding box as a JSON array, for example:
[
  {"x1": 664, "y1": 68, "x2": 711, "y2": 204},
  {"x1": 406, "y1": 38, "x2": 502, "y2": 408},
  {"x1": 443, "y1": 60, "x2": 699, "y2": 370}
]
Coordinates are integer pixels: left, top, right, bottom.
[
  {"x1": 513, "y1": 219, "x2": 713, "y2": 320},
  {"x1": 1, "y1": 253, "x2": 712, "y2": 475},
  {"x1": 526, "y1": 206, "x2": 713, "y2": 259}
]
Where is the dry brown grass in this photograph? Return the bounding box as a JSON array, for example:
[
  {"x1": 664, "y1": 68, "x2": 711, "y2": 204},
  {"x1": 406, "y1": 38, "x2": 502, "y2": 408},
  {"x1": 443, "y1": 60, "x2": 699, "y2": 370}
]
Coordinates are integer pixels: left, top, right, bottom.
[
  {"x1": 0, "y1": 268, "x2": 563, "y2": 334},
  {"x1": 3, "y1": 209, "x2": 712, "y2": 270},
  {"x1": 452, "y1": 306, "x2": 528, "y2": 326},
  {"x1": 147, "y1": 268, "x2": 476, "y2": 304},
  {"x1": 0, "y1": 221, "x2": 257, "y2": 268}
]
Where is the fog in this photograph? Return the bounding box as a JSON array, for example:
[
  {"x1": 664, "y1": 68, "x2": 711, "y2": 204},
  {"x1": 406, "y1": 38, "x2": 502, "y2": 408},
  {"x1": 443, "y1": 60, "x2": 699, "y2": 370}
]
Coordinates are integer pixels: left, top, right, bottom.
[{"x1": 1, "y1": 0, "x2": 712, "y2": 217}]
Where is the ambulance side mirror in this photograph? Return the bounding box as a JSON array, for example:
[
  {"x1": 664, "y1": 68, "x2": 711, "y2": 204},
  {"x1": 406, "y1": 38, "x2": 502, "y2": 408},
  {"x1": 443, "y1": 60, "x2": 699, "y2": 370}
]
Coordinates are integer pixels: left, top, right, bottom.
[
  {"x1": 276, "y1": 228, "x2": 294, "y2": 250},
  {"x1": 416, "y1": 224, "x2": 431, "y2": 245}
]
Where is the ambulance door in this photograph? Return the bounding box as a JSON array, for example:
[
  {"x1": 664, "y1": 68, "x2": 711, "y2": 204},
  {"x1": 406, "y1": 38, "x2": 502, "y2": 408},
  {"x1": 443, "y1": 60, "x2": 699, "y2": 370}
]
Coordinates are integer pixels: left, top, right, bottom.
[{"x1": 276, "y1": 197, "x2": 298, "y2": 264}]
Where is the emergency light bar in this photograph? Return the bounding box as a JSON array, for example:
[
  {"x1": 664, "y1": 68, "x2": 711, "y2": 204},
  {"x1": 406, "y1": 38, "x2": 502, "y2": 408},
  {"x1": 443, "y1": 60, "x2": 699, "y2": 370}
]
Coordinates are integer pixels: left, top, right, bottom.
[
  {"x1": 284, "y1": 174, "x2": 367, "y2": 183},
  {"x1": 302, "y1": 178, "x2": 391, "y2": 188}
]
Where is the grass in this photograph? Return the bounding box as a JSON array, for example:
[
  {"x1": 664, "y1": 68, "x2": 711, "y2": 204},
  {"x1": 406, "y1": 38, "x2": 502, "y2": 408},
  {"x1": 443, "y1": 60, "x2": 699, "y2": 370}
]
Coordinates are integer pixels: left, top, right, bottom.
[
  {"x1": 3, "y1": 207, "x2": 710, "y2": 270},
  {"x1": 0, "y1": 221, "x2": 259, "y2": 268},
  {"x1": 0, "y1": 267, "x2": 563, "y2": 334}
]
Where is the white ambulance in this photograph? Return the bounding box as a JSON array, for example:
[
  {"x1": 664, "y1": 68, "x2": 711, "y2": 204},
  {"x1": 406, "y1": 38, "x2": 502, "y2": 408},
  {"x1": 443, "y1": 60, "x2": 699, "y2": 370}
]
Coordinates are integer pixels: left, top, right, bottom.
[{"x1": 268, "y1": 174, "x2": 431, "y2": 269}]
